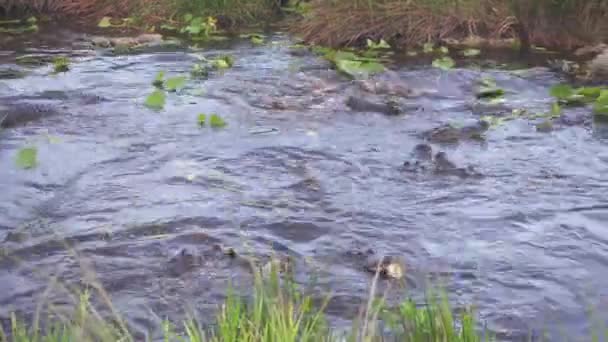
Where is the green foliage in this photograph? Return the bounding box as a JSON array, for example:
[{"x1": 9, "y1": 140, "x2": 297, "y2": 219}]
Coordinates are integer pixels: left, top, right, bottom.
[
  {"x1": 15, "y1": 147, "x2": 37, "y2": 169},
  {"x1": 197, "y1": 113, "x2": 206, "y2": 126},
  {"x1": 476, "y1": 77, "x2": 504, "y2": 99},
  {"x1": 594, "y1": 90, "x2": 608, "y2": 117},
  {"x1": 0, "y1": 17, "x2": 38, "y2": 34},
  {"x1": 320, "y1": 48, "x2": 385, "y2": 78},
  {"x1": 97, "y1": 16, "x2": 112, "y2": 28},
  {"x1": 335, "y1": 59, "x2": 384, "y2": 78},
  {"x1": 462, "y1": 48, "x2": 481, "y2": 57},
  {"x1": 423, "y1": 42, "x2": 435, "y2": 53},
  {"x1": 165, "y1": 76, "x2": 187, "y2": 92},
  {"x1": 438, "y1": 46, "x2": 449, "y2": 54},
  {"x1": 191, "y1": 64, "x2": 210, "y2": 78},
  {"x1": 366, "y1": 38, "x2": 391, "y2": 50},
  {"x1": 432, "y1": 56, "x2": 455, "y2": 70},
  {"x1": 211, "y1": 55, "x2": 234, "y2": 70},
  {"x1": 180, "y1": 15, "x2": 217, "y2": 40},
  {"x1": 153, "y1": 71, "x2": 165, "y2": 88},
  {"x1": 52, "y1": 57, "x2": 70, "y2": 73},
  {"x1": 209, "y1": 114, "x2": 227, "y2": 128},
  {"x1": 550, "y1": 84, "x2": 607, "y2": 106},
  {"x1": 144, "y1": 90, "x2": 166, "y2": 110}
]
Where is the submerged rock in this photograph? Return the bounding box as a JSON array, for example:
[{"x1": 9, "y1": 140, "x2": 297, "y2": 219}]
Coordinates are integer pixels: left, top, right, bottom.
[
  {"x1": 403, "y1": 144, "x2": 482, "y2": 178},
  {"x1": 346, "y1": 95, "x2": 401, "y2": 115},
  {"x1": 0, "y1": 102, "x2": 58, "y2": 128},
  {"x1": 90, "y1": 33, "x2": 167, "y2": 50},
  {"x1": 167, "y1": 246, "x2": 203, "y2": 276},
  {"x1": 0, "y1": 68, "x2": 28, "y2": 79},
  {"x1": 421, "y1": 120, "x2": 489, "y2": 143}
]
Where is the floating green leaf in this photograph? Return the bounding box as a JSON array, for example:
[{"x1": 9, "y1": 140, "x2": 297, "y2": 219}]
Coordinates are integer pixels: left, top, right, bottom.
[
  {"x1": 165, "y1": 76, "x2": 187, "y2": 92},
  {"x1": 593, "y1": 90, "x2": 608, "y2": 117},
  {"x1": 432, "y1": 56, "x2": 455, "y2": 70},
  {"x1": 476, "y1": 78, "x2": 504, "y2": 99},
  {"x1": 575, "y1": 87, "x2": 603, "y2": 102},
  {"x1": 462, "y1": 48, "x2": 481, "y2": 57},
  {"x1": 438, "y1": 46, "x2": 449, "y2": 54},
  {"x1": 209, "y1": 114, "x2": 227, "y2": 128},
  {"x1": 197, "y1": 113, "x2": 206, "y2": 126},
  {"x1": 550, "y1": 102, "x2": 562, "y2": 117},
  {"x1": 335, "y1": 59, "x2": 384, "y2": 78},
  {"x1": 16, "y1": 147, "x2": 37, "y2": 169},
  {"x1": 549, "y1": 84, "x2": 574, "y2": 100},
  {"x1": 184, "y1": 13, "x2": 193, "y2": 23},
  {"x1": 52, "y1": 57, "x2": 70, "y2": 73},
  {"x1": 366, "y1": 39, "x2": 390, "y2": 50},
  {"x1": 144, "y1": 90, "x2": 166, "y2": 110},
  {"x1": 153, "y1": 71, "x2": 165, "y2": 88},
  {"x1": 98, "y1": 17, "x2": 112, "y2": 28},
  {"x1": 423, "y1": 43, "x2": 434, "y2": 53}
]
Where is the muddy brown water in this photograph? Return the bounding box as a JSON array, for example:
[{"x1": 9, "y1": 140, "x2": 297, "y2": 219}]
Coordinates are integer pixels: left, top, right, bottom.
[{"x1": 1, "y1": 30, "x2": 608, "y2": 340}]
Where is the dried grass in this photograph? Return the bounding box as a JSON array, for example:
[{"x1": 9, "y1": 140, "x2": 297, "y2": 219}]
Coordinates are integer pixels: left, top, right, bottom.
[{"x1": 292, "y1": 0, "x2": 608, "y2": 50}]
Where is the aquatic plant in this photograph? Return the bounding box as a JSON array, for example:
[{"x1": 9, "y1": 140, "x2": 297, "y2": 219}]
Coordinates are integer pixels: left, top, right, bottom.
[
  {"x1": 211, "y1": 55, "x2": 235, "y2": 70},
  {"x1": 209, "y1": 114, "x2": 227, "y2": 128},
  {"x1": 181, "y1": 15, "x2": 218, "y2": 40},
  {"x1": 594, "y1": 90, "x2": 608, "y2": 117},
  {"x1": 432, "y1": 56, "x2": 455, "y2": 70},
  {"x1": 462, "y1": 48, "x2": 481, "y2": 57},
  {"x1": 165, "y1": 76, "x2": 187, "y2": 92},
  {"x1": 144, "y1": 90, "x2": 166, "y2": 110},
  {"x1": 153, "y1": 71, "x2": 165, "y2": 88},
  {"x1": 52, "y1": 57, "x2": 70, "y2": 73},
  {"x1": 0, "y1": 16, "x2": 38, "y2": 34},
  {"x1": 366, "y1": 38, "x2": 391, "y2": 50},
  {"x1": 317, "y1": 48, "x2": 385, "y2": 78},
  {"x1": 191, "y1": 64, "x2": 210, "y2": 78},
  {"x1": 15, "y1": 147, "x2": 37, "y2": 169},
  {"x1": 476, "y1": 78, "x2": 505, "y2": 100}
]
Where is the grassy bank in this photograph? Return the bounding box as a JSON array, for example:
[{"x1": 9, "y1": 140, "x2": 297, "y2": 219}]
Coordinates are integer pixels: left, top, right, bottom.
[
  {"x1": 0, "y1": 0, "x2": 280, "y2": 27},
  {"x1": 0, "y1": 266, "x2": 486, "y2": 342},
  {"x1": 292, "y1": 0, "x2": 608, "y2": 51}
]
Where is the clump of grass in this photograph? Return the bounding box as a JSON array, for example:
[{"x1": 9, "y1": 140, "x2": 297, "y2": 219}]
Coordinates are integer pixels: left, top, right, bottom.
[{"x1": 1, "y1": 260, "x2": 490, "y2": 342}]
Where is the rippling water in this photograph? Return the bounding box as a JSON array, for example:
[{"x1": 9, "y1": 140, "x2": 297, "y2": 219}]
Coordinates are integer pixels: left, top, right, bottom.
[{"x1": 1, "y1": 30, "x2": 608, "y2": 340}]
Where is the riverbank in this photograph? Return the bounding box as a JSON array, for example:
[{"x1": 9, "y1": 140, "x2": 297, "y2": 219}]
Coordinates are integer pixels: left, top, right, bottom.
[{"x1": 291, "y1": 0, "x2": 608, "y2": 52}]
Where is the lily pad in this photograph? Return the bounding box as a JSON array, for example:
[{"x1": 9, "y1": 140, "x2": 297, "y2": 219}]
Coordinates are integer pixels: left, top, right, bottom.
[
  {"x1": 462, "y1": 48, "x2": 481, "y2": 57},
  {"x1": 432, "y1": 56, "x2": 455, "y2": 70},
  {"x1": 549, "y1": 84, "x2": 574, "y2": 100},
  {"x1": 165, "y1": 76, "x2": 187, "y2": 92},
  {"x1": 144, "y1": 90, "x2": 166, "y2": 110},
  {"x1": 16, "y1": 147, "x2": 37, "y2": 169},
  {"x1": 335, "y1": 59, "x2": 384, "y2": 78},
  {"x1": 209, "y1": 114, "x2": 227, "y2": 128}
]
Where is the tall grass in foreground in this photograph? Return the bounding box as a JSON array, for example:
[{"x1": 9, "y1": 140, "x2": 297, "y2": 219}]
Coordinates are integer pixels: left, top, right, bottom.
[{"x1": 0, "y1": 263, "x2": 486, "y2": 342}]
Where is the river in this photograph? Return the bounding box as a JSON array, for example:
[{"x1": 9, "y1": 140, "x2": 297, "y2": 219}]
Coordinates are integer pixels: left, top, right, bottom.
[{"x1": 1, "y1": 28, "x2": 608, "y2": 340}]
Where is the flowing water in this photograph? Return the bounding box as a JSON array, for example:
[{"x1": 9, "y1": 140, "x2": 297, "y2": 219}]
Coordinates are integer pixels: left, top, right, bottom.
[{"x1": 1, "y1": 29, "x2": 608, "y2": 340}]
